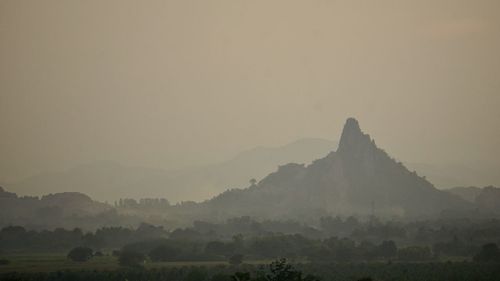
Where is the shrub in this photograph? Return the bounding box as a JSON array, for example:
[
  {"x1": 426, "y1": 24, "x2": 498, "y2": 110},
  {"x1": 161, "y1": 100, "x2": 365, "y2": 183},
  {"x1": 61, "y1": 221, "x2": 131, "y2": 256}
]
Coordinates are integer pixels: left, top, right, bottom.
[
  {"x1": 148, "y1": 245, "x2": 180, "y2": 262},
  {"x1": 119, "y1": 250, "x2": 145, "y2": 267},
  {"x1": 398, "y1": 246, "x2": 432, "y2": 261},
  {"x1": 474, "y1": 243, "x2": 500, "y2": 262},
  {"x1": 229, "y1": 254, "x2": 244, "y2": 266},
  {"x1": 67, "y1": 246, "x2": 93, "y2": 262}
]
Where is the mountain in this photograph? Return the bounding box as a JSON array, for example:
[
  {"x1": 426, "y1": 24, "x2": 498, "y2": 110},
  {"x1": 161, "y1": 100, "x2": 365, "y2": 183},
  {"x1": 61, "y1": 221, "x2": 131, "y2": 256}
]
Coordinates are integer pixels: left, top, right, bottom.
[
  {"x1": 404, "y1": 162, "x2": 500, "y2": 189},
  {"x1": 475, "y1": 186, "x2": 500, "y2": 214},
  {"x1": 0, "y1": 186, "x2": 17, "y2": 198},
  {"x1": 446, "y1": 186, "x2": 500, "y2": 214},
  {"x1": 446, "y1": 186, "x2": 483, "y2": 202},
  {"x1": 6, "y1": 139, "x2": 337, "y2": 203},
  {"x1": 192, "y1": 118, "x2": 470, "y2": 221},
  {"x1": 7, "y1": 162, "x2": 171, "y2": 203}
]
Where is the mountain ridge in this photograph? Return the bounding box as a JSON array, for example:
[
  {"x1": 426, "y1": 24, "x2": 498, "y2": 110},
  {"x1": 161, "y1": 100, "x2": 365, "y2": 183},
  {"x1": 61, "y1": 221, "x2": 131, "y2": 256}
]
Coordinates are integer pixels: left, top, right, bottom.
[{"x1": 6, "y1": 138, "x2": 338, "y2": 203}]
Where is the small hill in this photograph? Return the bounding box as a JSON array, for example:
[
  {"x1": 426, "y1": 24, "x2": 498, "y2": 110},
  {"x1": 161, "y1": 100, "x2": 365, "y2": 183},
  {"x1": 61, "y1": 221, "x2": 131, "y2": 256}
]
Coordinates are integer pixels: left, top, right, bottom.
[
  {"x1": 476, "y1": 186, "x2": 500, "y2": 214},
  {"x1": 446, "y1": 186, "x2": 483, "y2": 202},
  {"x1": 0, "y1": 187, "x2": 111, "y2": 230}
]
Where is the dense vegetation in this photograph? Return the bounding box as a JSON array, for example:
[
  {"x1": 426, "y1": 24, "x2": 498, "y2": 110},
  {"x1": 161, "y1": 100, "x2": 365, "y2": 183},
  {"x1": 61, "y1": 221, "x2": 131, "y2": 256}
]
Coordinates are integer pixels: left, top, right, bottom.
[
  {"x1": 2, "y1": 213, "x2": 499, "y2": 280},
  {"x1": 2, "y1": 216, "x2": 500, "y2": 263}
]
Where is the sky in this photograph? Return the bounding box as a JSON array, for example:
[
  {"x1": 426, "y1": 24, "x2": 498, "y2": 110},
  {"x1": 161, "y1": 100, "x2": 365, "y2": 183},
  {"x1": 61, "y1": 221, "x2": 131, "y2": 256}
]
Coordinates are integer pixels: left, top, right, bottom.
[{"x1": 1, "y1": 0, "x2": 499, "y2": 184}]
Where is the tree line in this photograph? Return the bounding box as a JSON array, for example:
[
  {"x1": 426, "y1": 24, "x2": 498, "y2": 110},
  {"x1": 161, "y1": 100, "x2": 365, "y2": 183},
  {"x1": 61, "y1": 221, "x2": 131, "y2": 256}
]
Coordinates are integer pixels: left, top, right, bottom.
[{"x1": 2, "y1": 216, "x2": 500, "y2": 263}]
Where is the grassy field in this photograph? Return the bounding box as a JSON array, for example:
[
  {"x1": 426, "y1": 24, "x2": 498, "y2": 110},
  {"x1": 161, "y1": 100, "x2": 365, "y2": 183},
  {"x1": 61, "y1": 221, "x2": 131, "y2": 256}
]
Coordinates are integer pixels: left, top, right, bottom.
[
  {"x1": 0, "y1": 253, "x2": 275, "y2": 273},
  {"x1": 1, "y1": 254, "x2": 499, "y2": 281},
  {"x1": 0, "y1": 253, "x2": 120, "y2": 273},
  {"x1": 0, "y1": 253, "x2": 473, "y2": 274}
]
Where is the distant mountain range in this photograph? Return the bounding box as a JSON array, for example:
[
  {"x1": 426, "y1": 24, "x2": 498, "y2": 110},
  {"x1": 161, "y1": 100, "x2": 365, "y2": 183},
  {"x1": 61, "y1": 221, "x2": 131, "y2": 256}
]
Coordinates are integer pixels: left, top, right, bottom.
[
  {"x1": 3, "y1": 118, "x2": 500, "y2": 230},
  {"x1": 446, "y1": 186, "x2": 500, "y2": 214},
  {"x1": 6, "y1": 138, "x2": 338, "y2": 203},
  {"x1": 404, "y1": 162, "x2": 500, "y2": 190},
  {"x1": 7, "y1": 137, "x2": 498, "y2": 205}
]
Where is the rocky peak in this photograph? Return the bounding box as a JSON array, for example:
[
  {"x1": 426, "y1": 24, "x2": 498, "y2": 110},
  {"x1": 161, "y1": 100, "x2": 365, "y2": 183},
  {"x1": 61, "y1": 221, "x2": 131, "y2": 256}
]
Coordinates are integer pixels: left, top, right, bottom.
[{"x1": 337, "y1": 118, "x2": 373, "y2": 156}]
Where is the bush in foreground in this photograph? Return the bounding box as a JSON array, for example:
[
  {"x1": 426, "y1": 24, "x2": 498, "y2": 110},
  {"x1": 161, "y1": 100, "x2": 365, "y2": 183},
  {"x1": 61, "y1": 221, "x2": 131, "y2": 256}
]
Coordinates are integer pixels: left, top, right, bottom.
[
  {"x1": 119, "y1": 250, "x2": 145, "y2": 267},
  {"x1": 474, "y1": 243, "x2": 500, "y2": 262},
  {"x1": 67, "y1": 246, "x2": 93, "y2": 262},
  {"x1": 229, "y1": 254, "x2": 244, "y2": 266},
  {"x1": 231, "y1": 258, "x2": 320, "y2": 281},
  {"x1": 148, "y1": 244, "x2": 180, "y2": 262}
]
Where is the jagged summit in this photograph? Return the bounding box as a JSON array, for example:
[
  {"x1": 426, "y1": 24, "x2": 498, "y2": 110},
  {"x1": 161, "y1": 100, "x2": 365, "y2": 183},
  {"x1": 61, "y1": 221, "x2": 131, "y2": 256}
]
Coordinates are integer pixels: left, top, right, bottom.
[
  {"x1": 341, "y1": 118, "x2": 362, "y2": 139},
  {"x1": 337, "y1": 118, "x2": 372, "y2": 154},
  {"x1": 337, "y1": 118, "x2": 378, "y2": 178}
]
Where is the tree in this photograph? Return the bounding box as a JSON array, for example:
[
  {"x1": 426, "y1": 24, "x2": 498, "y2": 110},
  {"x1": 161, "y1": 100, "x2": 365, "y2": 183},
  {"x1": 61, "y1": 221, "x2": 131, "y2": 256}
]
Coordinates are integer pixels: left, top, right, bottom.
[
  {"x1": 474, "y1": 243, "x2": 500, "y2": 262},
  {"x1": 376, "y1": 240, "x2": 397, "y2": 259},
  {"x1": 149, "y1": 245, "x2": 180, "y2": 262},
  {"x1": 206, "y1": 241, "x2": 233, "y2": 257},
  {"x1": 119, "y1": 250, "x2": 145, "y2": 267},
  {"x1": 397, "y1": 246, "x2": 431, "y2": 261},
  {"x1": 249, "y1": 179, "x2": 257, "y2": 186},
  {"x1": 67, "y1": 246, "x2": 93, "y2": 262},
  {"x1": 232, "y1": 234, "x2": 245, "y2": 253},
  {"x1": 231, "y1": 259, "x2": 319, "y2": 281},
  {"x1": 265, "y1": 259, "x2": 319, "y2": 281},
  {"x1": 229, "y1": 254, "x2": 244, "y2": 266}
]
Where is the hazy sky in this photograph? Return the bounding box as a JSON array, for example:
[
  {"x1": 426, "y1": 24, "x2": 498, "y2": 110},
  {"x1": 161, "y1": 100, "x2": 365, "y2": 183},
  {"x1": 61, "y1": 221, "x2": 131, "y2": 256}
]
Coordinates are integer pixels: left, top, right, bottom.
[{"x1": 1, "y1": 0, "x2": 499, "y2": 183}]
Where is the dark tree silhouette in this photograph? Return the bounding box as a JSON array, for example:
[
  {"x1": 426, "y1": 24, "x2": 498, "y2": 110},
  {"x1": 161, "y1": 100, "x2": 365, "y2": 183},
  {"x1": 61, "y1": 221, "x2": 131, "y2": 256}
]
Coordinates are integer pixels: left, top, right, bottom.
[
  {"x1": 376, "y1": 240, "x2": 397, "y2": 258},
  {"x1": 149, "y1": 245, "x2": 180, "y2": 262},
  {"x1": 474, "y1": 243, "x2": 500, "y2": 262},
  {"x1": 229, "y1": 254, "x2": 244, "y2": 266},
  {"x1": 249, "y1": 178, "x2": 257, "y2": 186},
  {"x1": 264, "y1": 259, "x2": 320, "y2": 281},
  {"x1": 67, "y1": 246, "x2": 93, "y2": 262},
  {"x1": 119, "y1": 250, "x2": 145, "y2": 267}
]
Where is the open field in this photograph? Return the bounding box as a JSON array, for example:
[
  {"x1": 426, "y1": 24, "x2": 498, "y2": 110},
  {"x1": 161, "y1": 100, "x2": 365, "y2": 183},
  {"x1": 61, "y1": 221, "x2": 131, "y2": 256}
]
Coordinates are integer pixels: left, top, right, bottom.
[
  {"x1": 1, "y1": 254, "x2": 500, "y2": 281},
  {"x1": 0, "y1": 254, "x2": 120, "y2": 273},
  {"x1": 0, "y1": 253, "x2": 275, "y2": 274}
]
